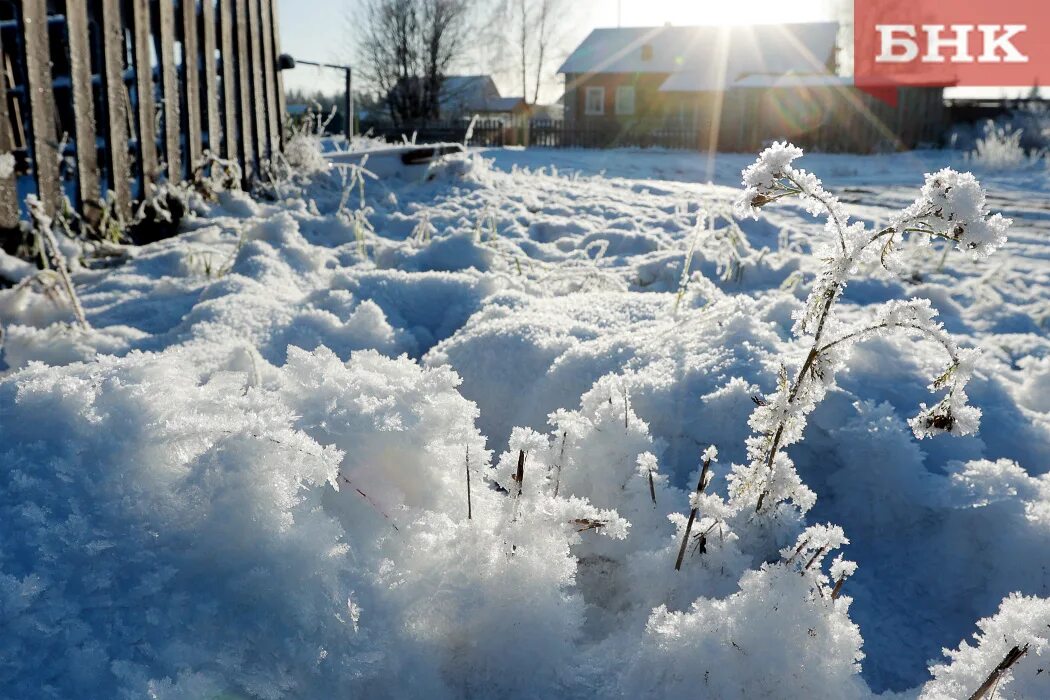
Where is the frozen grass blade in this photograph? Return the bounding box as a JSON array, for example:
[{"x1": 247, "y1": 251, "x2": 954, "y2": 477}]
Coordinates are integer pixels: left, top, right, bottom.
[{"x1": 26, "y1": 195, "x2": 90, "y2": 330}]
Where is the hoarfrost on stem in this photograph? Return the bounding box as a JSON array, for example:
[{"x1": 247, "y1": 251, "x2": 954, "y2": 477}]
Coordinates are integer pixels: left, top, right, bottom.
[{"x1": 728, "y1": 142, "x2": 1011, "y2": 516}]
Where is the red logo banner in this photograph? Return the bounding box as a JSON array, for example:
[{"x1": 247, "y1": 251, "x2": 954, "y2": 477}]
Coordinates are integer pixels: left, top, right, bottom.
[{"x1": 854, "y1": 0, "x2": 1048, "y2": 103}]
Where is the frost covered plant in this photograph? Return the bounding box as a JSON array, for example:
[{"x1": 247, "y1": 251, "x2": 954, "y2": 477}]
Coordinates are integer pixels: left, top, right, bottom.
[
  {"x1": 332, "y1": 176, "x2": 378, "y2": 257},
  {"x1": 191, "y1": 151, "x2": 243, "y2": 197},
  {"x1": 282, "y1": 109, "x2": 332, "y2": 175},
  {"x1": 673, "y1": 212, "x2": 705, "y2": 314},
  {"x1": 473, "y1": 204, "x2": 499, "y2": 243},
  {"x1": 672, "y1": 204, "x2": 767, "y2": 314},
  {"x1": 674, "y1": 446, "x2": 717, "y2": 571},
  {"x1": 967, "y1": 121, "x2": 1035, "y2": 171},
  {"x1": 95, "y1": 191, "x2": 129, "y2": 244},
  {"x1": 134, "y1": 181, "x2": 189, "y2": 230},
  {"x1": 410, "y1": 211, "x2": 436, "y2": 246},
  {"x1": 922, "y1": 593, "x2": 1050, "y2": 700},
  {"x1": 283, "y1": 134, "x2": 330, "y2": 174},
  {"x1": 622, "y1": 526, "x2": 866, "y2": 699},
  {"x1": 349, "y1": 206, "x2": 375, "y2": 256},
  {"x1": 260, "y1": 105, "x2": 336, "y2": 194},
  {"x1": 344, "y1": 154, "x2": 377, "y2": 208},
  {"x1": 731, "y1": 143, "x2": 1010, "y2": 515},
  {"x1": 25, "y1": 195, "x2": 89, "y2": 330}
]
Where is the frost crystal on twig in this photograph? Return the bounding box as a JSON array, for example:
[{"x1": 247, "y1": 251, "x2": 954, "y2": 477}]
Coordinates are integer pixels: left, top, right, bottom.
[{"x1": 728, "y1": 143, "x2": 1010, "y2": 515}]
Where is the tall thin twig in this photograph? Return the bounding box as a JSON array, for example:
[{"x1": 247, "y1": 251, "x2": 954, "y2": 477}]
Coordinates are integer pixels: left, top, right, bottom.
[
  {"x1": 465, "y1": 444, "x2": 472, "y2": 521},
  {"x1": 511, "y1": 449, "x2": 527, "y2": 522},
  {"x1": 675, "y1": 451, "x2": 714, "y2": 571},
  {"x1": 552, "y1": 432, "x2": 567, "y2": 497}
]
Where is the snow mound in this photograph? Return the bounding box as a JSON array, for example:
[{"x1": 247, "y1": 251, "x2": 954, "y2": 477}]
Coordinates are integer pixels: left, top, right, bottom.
[{"x1": 0, "y1": 349, "x2": 357, "y2": 698}]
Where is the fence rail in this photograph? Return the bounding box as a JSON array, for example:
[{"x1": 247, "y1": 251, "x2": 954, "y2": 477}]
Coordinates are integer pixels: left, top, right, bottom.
[
  {"x1": 361, "y1": 119, "x2": 508, "y2": 148},
  {"x1": 0, "y1": 0, "x2": 285, "y2": 232}
]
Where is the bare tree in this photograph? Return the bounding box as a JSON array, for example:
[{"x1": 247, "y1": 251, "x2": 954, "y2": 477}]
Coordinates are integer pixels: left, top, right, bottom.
[
  {"x1": 517, "y1": 0, "x2": 528, "y2": 100},
  {"x1": 495, "y1": 0, "x2": 568, "y2": 104},
  {"x1": 356, "y1": 0, "x2": 473, "y2": 124},
  {"x1": 529, "y1": 0, "x2": 562, "y2": 104}
]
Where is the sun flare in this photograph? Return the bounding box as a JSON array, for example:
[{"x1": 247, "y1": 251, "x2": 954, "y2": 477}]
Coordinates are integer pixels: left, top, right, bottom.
[{"x1": 611, "y1": 0, "x2": 836, "y2": 27}]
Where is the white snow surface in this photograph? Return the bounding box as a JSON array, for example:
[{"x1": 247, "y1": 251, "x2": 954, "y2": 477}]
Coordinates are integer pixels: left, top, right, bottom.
[{"x1": 1, "y1": 144, "x2": 1049, "y2": 699}]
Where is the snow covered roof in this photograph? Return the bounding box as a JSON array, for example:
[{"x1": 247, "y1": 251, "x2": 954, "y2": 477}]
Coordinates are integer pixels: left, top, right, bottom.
[
  {"x1": 722, "y1": 73, "x2": 853, "y2": 89},
  {"x1": 485, "y1": 96, "x2": 527, "y2": 112},
  {"x1": 439, "y1": 76, "x2": 502, "y2": 113},
  {"x1": 438, "y1": 76, "x2": 526, "y2": 115},
  {"x1": 558, "y1": 23, "x2": 840, "y2": 93}
]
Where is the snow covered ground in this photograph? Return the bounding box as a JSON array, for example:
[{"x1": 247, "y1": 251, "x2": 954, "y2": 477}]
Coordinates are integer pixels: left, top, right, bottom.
[{"x1": 1, "y1": 141, "x2": 1048, "y2": 698}]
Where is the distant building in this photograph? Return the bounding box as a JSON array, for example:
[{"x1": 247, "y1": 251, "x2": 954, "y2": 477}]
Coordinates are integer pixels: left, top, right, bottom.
[
  {"x1": 558, "y1": 23, "x2": 947, "y2": 151},
  {"x1": 438, "y1": 76, "x2": 529, "y2": 120}
]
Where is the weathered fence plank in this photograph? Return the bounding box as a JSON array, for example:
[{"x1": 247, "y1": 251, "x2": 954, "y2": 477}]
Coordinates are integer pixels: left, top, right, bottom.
[
  {"x1": 181, "y1": 0, "x2": 203, "y2": 168},
  {"x1": 100, "y1": 0, "x2": 132, "y2": 214},
  {"x1": 201, "y1": 0, "x2": 221, "y2": 153},
  {"x1": 218, "y1": 0, "x2": 238, "y2": 160},
  {"x1": 158, "y1": 0, "x2": 181, "y2": 180},
  {"x1": 0, "y1": 29, "x2": 18, "y2": 229},
  {"x1": 131, "y1": 0, "x2": 158, "y2": 189},
  {"x1": 234, "y1": 0, "x2": 255, "y2": 177},
  {"x1": 65, "y1": 0, "x2": 100, "y2": 213},
  {"x1": 268, "y1": 0, "x2": 286, "y2": 135},
  {"x1": 246, "y1": 0, "x2": 268, "y2": 160},
  {"x1": 259, "y1": 0, "x2": 280, "y2": 155},
  {"x1": 22, "y1": 0, "x2": 61, "y2": 213}
]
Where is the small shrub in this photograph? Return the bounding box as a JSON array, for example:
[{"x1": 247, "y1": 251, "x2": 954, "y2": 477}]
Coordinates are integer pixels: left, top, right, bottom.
[{"x1": 967, "y1": 120, "x2": 1041, "y2": 170}]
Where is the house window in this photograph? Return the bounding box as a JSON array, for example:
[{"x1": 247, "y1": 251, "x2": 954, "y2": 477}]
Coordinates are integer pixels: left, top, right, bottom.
[
  {"x1": 615, "y1": 86, "x2": 635, "y2": 116},
  {"x1": 641, "y1": 44, "x2": 653, "y2": 61},
  {"x1": 584, "y1": 86, "x2": 605, "y2": 115}
]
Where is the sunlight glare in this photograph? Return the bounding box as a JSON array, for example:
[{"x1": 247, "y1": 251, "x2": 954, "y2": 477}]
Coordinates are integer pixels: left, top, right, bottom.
[{"x1": 609, "y1": 0, "x2": 835, "y2": 27}]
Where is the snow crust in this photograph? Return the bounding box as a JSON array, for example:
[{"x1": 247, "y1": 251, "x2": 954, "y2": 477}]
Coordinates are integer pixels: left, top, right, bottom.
[{"x1": 1, "y1": 142, "x2": 1048, "y2": 698}]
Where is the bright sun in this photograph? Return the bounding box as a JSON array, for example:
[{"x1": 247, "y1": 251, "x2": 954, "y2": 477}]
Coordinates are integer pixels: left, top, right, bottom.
[{"x1": 612, "y1": 0, "x2": 836, "y2": 27}]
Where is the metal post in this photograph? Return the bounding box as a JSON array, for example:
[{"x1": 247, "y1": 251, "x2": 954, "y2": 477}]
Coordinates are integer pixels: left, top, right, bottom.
[
  {"x1": 283, "y1": 59, "x2": 354, "y2": 137},
  {"x1": 345, "y1": 67, "x2": 354, "y2": 137}
]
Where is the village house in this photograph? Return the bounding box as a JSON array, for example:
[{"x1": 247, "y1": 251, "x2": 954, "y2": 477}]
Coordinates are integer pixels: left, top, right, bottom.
[
  {"x1": 438, "y1": 76, "x2": 529, "y2": 121},
  {"x1": 558, "y1": 23, "x2": 947, "y2": 152}
]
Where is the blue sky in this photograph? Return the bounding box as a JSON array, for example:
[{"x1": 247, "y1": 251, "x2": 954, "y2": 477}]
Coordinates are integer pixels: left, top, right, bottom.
[
  {"x1": 276, "y1": 0, "x2": 839, "y2": 97},
  {"x1": 276, "y1": 1, "x2": 1022, "y2": 100}
]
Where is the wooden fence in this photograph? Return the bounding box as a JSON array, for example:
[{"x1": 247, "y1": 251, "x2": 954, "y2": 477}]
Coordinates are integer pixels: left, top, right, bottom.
[
  {"x1": 362, "y1": 87, "x2": 947, "y2": 154},
  {"x1": 361, "y1": 119, "x2": 508, "y2": 148},
  {"x1": 360, "y1": 119, "x2": 703, "y2": 150},
  {"x1": 0, "y1": 0, "x2": 286, "y2": 232}
]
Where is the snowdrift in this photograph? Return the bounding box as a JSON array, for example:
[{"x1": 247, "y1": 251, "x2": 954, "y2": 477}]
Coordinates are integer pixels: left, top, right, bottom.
[{"x1": 1, "y1": 144, "x2": 1049, "y2": 698}]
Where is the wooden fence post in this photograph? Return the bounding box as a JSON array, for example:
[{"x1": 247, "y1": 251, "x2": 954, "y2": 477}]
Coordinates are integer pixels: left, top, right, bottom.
[
  {"x1": 0, "y1": 27, "x2": 18, "y2": 230},
  {"x1": 65, "y1": 0, "x2": 101, "y2": 215},
  {"x1": 158, "y1": 0, "x2": 181, "y2": 181},
  {"x1": 219, "y1": 0, "x2": 238, "y2": 161},
  {"x1": 131, "y1": 0, "x2": 158, "y2": 191},
  {"x1": 246, "y1": 0, "x2": 268, "y2": 160},
  {"x1": 259, "y1": 0, "x2": 280, "y2": 153},
  {"x1": 22, "y1": 0, "x2": 61, "y2": 214},
  {"x1": 181, "y1": 0, "x2": 203, "y2": 169},
  {"x1": 201, "y1": 0, "x2": 221, "y2": 153},
  {"x1": 268, "y1": 0, "x2": 286, "y2": 140},
  {"x1": 234, "y1": 0, "x2": 254, "y2": 178},
  {"x1": 100, "y1": 0, "x2": 132, "y2": 215}
]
